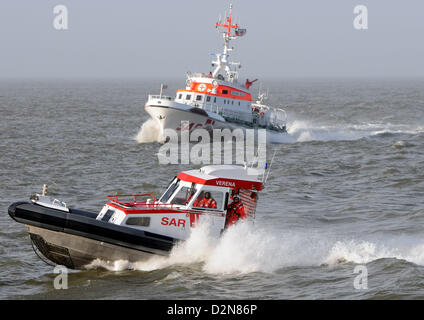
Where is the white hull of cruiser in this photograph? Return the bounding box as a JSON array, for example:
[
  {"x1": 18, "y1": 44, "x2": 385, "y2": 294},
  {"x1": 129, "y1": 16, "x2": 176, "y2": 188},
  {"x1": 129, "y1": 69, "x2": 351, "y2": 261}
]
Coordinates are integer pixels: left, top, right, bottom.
[
  {"x1": 145, "y1": 98, "x2": 228, "y2": 138},
  {"x1": 144, "y1": 109, "x2": 288, "y2": 144},
  {"x1": 145, "y1": 98, "x2": 287, "y2": 144}
]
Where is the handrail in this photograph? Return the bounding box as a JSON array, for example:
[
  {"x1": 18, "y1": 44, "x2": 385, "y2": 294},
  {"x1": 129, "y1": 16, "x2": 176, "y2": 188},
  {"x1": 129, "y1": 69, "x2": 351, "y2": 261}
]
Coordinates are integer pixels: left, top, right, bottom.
[
  {"x1": 105, "y1": 194, "x2": 230, "y2": 215},
  {"x1": 106, "y1": 194, "x2": 181, "y2": 210},
  {"x1": 148, "y1": 95, "x2": 173, "y2": 101},
  {"x1": 106, "y1": 194, "x2": 156, "y2": 207},
  {"x1": 187, "y1": 72, "x2": 214, "y2": 79}
]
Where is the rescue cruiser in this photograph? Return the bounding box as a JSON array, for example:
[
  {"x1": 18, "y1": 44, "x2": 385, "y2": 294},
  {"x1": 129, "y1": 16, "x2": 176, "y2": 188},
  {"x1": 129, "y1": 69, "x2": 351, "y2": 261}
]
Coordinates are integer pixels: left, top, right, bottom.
[
  {"x1": 8, "y1": 165, "x2": 263, "y2": 269},
  {"x1": 144, "y1": 4, "x2": 287, "y2": 140}
]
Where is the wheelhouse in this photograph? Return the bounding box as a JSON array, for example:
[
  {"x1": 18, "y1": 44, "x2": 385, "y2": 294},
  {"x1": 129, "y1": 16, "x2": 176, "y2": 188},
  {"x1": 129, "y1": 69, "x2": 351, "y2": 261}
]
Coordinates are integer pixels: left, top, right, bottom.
[{"x1": 95, "y1": 165, "x2": 263, "y2": 240}]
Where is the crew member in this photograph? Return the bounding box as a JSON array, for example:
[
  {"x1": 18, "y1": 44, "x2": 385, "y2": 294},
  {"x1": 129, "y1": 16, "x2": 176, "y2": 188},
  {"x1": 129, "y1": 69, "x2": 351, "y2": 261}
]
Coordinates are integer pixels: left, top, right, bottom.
[
  {"x1": 186, "y1": 189, "x2": 196, "y2": 205},
  {"x1": 250, "y1": 191, "x2": 257, "y2": 203},
  {"x1": 225, "y1": 195, "x2": 246, "y2": 227},
  {"x1": 196, "y1": 192, "x2": 217, "y2": 209},
  {"x1": 230, "y1": 189, "x2": 239, "y2": 201}
]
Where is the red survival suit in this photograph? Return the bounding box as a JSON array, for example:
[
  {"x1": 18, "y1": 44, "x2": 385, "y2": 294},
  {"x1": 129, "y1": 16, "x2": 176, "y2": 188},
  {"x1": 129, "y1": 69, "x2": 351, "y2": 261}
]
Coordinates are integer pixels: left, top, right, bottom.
[
  {"x1": 225, "y1": 200, "x2": 247, "y2": 227},
  {"x1": 187, "y1": 193, "x2": 200, "y2": 206},
  {"x1": 196, "y1": 197, "x2": 217, "y2": 209}
]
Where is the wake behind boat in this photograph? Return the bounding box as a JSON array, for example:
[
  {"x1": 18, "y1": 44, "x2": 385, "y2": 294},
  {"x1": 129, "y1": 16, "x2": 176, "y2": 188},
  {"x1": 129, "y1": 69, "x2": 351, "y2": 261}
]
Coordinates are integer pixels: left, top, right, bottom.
[
  {"x1": 8, "y1": 165, "x2": 263, "y2": 269},
  {"x1": 144, "y1": 4, "x2": 287, "y2": 140}
]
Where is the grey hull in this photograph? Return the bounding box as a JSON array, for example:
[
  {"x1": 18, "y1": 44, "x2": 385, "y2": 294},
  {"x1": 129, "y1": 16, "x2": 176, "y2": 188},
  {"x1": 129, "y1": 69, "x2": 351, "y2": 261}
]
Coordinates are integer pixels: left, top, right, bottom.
[{"x1": 27, "y1": 225, "x2": 162, "y2": 269}]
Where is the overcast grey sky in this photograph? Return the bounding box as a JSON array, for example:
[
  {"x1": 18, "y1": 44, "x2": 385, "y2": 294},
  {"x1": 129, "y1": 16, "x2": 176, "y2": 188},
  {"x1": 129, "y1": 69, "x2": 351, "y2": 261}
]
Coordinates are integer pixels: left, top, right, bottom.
[{"x1": 0, "y1": 0, "x2": 423, "y2": 79}]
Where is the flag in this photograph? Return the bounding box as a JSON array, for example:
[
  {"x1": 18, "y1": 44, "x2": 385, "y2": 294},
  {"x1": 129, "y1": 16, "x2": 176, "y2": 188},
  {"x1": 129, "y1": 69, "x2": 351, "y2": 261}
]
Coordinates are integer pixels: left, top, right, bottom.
[{"x1": 235, "y1": 28, "x2": 246, "y2": 37}]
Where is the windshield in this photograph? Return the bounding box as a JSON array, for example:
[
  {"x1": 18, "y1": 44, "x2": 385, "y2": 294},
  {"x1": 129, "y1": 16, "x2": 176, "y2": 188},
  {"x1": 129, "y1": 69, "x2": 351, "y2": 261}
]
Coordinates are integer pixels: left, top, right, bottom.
[
  {"x1": 159, "y1": 179, "x2": 180, "y2": 203},
  {"x1": 170, "y1": 183, "x2": 197, "y2": 206},
  {"x1": 170, "y1": 187, "x2": 191, "y2": 205}
]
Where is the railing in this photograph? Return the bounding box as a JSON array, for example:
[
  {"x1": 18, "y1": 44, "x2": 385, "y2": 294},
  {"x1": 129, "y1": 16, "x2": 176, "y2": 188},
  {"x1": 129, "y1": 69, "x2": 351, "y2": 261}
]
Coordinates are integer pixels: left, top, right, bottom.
[
  {"x1": 269, "y1": 108, "x2": 287, "y2": 130},
  {"x1": 148, "y1": 95, "x2": 173, "y2": 101},
  {"x1": 252, "y1": 107, "x2": 286, "y2": 131},
  {"x1": 106, "y1": 194, "x2": 156, "y2": 207},
  {"x1": 106, "y1": 194, "x2": 228, "y2": 216},
  {"x1": 187, "y1": 72, "x2": 213, "y2": 79},
  {"x1": 106, "y1": 194, "x2": 182, "y2": 210}
]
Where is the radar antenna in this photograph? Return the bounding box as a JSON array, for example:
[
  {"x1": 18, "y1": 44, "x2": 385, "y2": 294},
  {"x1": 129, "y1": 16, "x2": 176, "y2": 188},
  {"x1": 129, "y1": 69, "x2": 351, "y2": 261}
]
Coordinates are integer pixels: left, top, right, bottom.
[{"x1": 213, "y1": 4, "x2": 247, "y2": 82}]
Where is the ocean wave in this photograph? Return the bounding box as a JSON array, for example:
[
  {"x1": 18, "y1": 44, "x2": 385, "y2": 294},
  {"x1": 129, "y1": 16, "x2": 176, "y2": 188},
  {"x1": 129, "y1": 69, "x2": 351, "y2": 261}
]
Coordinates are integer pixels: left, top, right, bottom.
[{"x1": 84, "y1": 221, "x2": 424, "y2": 274}]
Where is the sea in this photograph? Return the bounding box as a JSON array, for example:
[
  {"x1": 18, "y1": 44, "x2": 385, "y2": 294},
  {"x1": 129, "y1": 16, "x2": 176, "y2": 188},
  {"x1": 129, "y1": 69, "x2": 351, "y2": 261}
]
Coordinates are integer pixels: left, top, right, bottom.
[{"x1": 1, "y1": 78, "x2": 424, "y2": 299}]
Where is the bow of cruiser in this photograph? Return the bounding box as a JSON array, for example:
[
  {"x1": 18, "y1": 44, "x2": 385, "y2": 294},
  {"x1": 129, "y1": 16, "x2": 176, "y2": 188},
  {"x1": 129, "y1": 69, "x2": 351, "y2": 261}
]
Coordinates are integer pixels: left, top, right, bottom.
[{"x1": 144, "y1": 94, "x2": 228, "y2": 133}]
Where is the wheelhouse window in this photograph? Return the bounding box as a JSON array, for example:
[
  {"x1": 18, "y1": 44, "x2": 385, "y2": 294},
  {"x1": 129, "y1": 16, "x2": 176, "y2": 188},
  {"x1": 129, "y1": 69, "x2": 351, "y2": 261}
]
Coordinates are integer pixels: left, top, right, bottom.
[
  {"x1": 214, "y1": 97, "x2": 217, "y2": 103},
  {"x1": 170, "y1": 185, "x2": 197, "y2": 205},
  {"x1": 196, "y1": 95, "x2": 202, "y2": 101},
  {"x1": 192, "y1": 190, "x2": 224, "y2": 210},
  {"x1": 206, "y1": 96, "x2": 211, "y2": 102},
  {"x1": 231, "y1": 91, "x2": 245, "y2": 97},
  {"x1": 186, "y1": 94, "x2": 191, "y2": 100},
  {"x1": 222, "y1": 89, "x2": 228, "y2": 95},
  {"x1": 178, "y1": 94, "x2": 183, "y2": 99},
  {"x1": 126, "y1": 217, "x2": 150, "y2": 227},
  {"x1": 101, "y1": 209, "x2": 115, "y2": 222}
]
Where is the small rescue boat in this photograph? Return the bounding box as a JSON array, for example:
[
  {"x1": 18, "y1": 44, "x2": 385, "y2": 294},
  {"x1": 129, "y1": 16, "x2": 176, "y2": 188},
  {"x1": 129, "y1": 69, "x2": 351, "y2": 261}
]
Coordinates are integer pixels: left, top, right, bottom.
[{"x1": 8, "y1": 165, "x2": 263, "y2": 269}]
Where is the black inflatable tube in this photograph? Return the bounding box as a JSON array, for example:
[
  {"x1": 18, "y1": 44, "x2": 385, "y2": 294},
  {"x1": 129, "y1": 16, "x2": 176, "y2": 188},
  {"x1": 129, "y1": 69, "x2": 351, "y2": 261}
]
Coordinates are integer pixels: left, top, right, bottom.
[{"x1": 8, "y1": 201, "x2": 175, "y2": 254}]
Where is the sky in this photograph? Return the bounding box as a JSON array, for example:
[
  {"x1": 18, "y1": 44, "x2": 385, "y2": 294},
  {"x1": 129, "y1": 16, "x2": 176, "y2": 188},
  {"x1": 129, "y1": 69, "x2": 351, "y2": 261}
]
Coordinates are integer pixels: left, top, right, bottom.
[{"x1": 0, "y1": 0, "x2": 423, "y2": 79}]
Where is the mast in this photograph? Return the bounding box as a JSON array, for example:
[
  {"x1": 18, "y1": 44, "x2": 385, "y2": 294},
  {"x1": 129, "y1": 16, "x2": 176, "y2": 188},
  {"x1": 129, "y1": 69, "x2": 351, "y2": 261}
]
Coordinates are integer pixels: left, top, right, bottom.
[{"x1": 213, "y1": 4, "x2": 246, "y2": 82}]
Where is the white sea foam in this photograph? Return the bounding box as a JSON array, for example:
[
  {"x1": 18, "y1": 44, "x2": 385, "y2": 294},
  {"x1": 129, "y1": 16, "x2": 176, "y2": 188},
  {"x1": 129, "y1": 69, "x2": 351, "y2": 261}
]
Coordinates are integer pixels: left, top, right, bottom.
[
  {"x1": 84, "y1": 220, "x2": 424, "y2": 274},
  {"x1": 323, "y1": 240, "x2": 401, "y2": 265},
  {"x1": 323, "y1": 239, "x2": 424, "y2": 267},
  {"x1": 135, "y1": 118, "x2": 163, "y2": 143},
  {"x1": 134, "y1": 116, "x2": 423, "y2": 145},
  {"x1": 278, "y1": 119, "x2": 424, "y2": 144}
]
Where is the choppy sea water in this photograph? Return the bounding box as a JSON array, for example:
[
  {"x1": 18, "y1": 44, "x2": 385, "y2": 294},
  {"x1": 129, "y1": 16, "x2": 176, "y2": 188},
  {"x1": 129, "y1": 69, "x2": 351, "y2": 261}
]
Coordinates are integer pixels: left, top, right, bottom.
[{"x1": 1, "y1": 78, "x2": 424, "y2": 299}]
